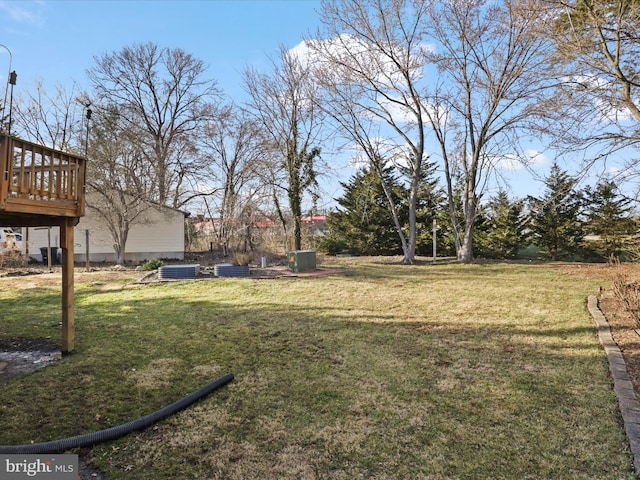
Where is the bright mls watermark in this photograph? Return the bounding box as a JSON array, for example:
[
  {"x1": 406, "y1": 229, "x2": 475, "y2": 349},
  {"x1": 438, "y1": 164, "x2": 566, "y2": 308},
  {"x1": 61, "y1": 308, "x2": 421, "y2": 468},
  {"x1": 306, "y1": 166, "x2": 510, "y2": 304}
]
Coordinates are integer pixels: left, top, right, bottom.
[{"x1": 1, "y1": 455, "x2": 78, "y2": 479}]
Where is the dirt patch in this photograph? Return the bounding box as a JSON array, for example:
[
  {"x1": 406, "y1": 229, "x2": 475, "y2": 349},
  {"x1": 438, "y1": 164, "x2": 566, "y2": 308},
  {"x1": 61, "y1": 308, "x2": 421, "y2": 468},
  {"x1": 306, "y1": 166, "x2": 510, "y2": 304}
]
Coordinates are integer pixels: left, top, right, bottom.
[
  {"x1": 600, "y1": 294, "x2": 640, "y2": 390},
  {"x1": 0, "y1": 337, "x2": 61, "y2": 385},
  {"x1": 590, "y1": 264, "x2": 640, "y2": 396}
]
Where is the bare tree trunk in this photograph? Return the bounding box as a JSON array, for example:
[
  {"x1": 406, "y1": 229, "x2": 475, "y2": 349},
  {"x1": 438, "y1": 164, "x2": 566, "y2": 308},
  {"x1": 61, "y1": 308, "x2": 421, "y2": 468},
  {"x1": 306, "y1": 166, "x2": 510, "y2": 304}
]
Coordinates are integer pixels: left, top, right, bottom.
[
  {"x1": 459, "y1": 208, "x2": 475, "y2": 262},
  {"x1": 311, "y1": 0, "x2": 430, "y2": 264},
  {"x1": 244, "y1": 46, "x2": 324, "y2": 255},
  {"x1": 370, "y1": 157, "x2": 410, "y2": 262}
]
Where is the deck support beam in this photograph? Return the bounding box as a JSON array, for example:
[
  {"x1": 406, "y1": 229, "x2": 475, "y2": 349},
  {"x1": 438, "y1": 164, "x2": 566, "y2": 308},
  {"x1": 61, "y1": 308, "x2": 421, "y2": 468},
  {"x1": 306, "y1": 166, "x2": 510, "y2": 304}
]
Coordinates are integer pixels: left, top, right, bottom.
[
  {"x1": 0, "y1": 134, "x2": 86, "y2": 353},
  {"x1": 60, "y1": 217, "x2": 75, "y2": 354}
]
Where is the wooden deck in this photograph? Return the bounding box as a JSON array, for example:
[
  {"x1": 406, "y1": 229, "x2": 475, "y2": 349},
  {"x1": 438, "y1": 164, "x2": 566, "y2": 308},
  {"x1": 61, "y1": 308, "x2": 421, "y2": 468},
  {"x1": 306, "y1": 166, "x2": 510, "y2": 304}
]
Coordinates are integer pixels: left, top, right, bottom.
[
  {"x1": 0, "y1": 133, "x2": 86, "y2": 353},
  {"x1": 0, "y1": 134, "x2": 86, "y2": 227}
]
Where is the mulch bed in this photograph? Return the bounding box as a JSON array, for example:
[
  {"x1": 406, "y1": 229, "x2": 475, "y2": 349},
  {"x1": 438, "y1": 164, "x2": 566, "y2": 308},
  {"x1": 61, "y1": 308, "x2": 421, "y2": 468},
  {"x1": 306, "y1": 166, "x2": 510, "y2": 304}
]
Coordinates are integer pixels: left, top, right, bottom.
[
  {"x1": 599, "y1": 294, "x2": 640, "y2": 394},
  {"x1": 557, "y1": 262, "x2": 640, "y2": 400}
]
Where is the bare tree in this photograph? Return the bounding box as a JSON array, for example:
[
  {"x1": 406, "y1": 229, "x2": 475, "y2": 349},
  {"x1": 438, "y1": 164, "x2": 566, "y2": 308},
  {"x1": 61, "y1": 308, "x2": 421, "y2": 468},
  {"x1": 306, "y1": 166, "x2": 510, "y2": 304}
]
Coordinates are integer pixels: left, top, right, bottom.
[
  {"x1": 422, "y1": 0, "x2": 556, "y2": 261},
  {"x1": 543, "y1": 0, "x2": 640, "y2": 170},
  {"x1": 9, "y1": 80, "x2": 146, "y2": 264},
  {"x1": 200, "y1": 104, "x2": 270, "y2": 252},
  {"x1": 87, "y1": 42, "x2": 221, "y2": 209},
  {"x1": 311, "y1": 0, "x2": 431, "y2": 264},
  {"x1": 243, "y1": 45, "x2": 325, "y2": 252},
  {"x1": 86, "y1": 106, "x2": 155, "y2": 265},
  {"x1": 313, "y1": 0, "x2": 554, "y2": 262},
  {"x1": 12, "y1": 81, "x2": 84, "y2": 152}
]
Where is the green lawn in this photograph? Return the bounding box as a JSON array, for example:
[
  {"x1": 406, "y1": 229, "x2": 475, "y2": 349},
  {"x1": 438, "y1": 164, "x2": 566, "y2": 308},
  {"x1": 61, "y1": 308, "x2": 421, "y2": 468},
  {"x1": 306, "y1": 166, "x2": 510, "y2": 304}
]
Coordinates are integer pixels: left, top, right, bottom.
[{"x1": 0, "y1": 259, "x2": 635, "y2": 479}]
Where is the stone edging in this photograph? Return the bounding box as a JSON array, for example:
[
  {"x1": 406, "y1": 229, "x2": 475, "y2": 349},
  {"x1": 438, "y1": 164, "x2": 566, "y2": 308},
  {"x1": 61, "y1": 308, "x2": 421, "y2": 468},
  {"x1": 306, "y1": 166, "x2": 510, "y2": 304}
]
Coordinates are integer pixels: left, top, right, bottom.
[{"x1": 587, "y1": 295, "x2": 640, "y2": 473}]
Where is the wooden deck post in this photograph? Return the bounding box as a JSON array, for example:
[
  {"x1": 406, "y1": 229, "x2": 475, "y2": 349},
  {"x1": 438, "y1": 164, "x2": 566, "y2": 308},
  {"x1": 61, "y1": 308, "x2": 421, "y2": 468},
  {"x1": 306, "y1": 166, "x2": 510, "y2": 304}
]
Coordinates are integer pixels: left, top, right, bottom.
[
  {"x1": 60, "y1": 217, "x2": 75, "y2": 354},
  {"x1": 0, "y1": 135, "x2": 86, "y2": 353}
]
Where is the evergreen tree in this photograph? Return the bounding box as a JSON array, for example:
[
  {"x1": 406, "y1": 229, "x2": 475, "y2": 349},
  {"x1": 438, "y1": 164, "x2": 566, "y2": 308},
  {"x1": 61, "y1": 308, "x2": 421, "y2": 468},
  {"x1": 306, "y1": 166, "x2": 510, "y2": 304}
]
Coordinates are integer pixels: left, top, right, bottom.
[
  {"x1": 435, "y1": 179, "x2": 465, "y2": 257},
  {"x1": 583, "y1": 180, "x2": 637, "y2": 261},
  {"x1": 527, "y1": 164, "x2": 584, "y2": 261},
  {"x1": 412, "y1": 158, "x2": 446, "y2": 256},
  {"x1": 319, "y1": 166, "x2": 404, "y2": 255},
  {"x1": 475, "y1": 191, "x2": 528, "y2": 259}
]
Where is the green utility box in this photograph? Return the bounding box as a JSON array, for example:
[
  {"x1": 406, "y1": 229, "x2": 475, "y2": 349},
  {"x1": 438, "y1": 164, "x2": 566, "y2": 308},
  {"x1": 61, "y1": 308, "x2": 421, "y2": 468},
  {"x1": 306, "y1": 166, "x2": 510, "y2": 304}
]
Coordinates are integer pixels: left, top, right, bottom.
[{"x1": 288, "y1": 250, "x2": 317, "y2": 273}]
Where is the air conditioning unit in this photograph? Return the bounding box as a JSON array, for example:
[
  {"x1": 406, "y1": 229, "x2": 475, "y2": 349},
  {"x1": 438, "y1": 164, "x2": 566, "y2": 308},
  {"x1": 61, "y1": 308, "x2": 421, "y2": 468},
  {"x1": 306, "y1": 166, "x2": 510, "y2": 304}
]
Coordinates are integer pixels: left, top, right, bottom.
[{"x1": 288, "y1": 250, "x2": 316, "y2": 273}]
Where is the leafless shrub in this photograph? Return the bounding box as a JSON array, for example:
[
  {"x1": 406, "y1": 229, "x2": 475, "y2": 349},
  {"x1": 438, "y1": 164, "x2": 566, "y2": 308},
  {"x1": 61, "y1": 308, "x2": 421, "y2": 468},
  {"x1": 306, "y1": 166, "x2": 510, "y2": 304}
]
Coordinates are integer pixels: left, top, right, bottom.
[
  {"x1": 233, "y1": 252, "x2": 252, "y2": 266},
  {"x1": 0, "y1": 251, "x2": 26, "y2": 269},
  {"x1": 611, "y1": 267, "x2": 640, "y2": 326}
]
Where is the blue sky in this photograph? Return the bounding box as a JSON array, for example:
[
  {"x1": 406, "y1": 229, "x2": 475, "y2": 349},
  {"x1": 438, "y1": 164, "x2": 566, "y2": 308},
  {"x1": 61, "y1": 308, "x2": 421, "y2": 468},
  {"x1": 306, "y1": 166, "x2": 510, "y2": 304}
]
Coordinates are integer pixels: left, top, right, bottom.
[
  {"x1": 0, "y1": 0, "x2": 362, "y2": 210},
  {"x1": 0, "y1": 0, "x2": 354, "y2": 209},
  {"x1": 0, "y1": 0, "x2": 322, "y2": 100},
  {"x1": 0, "y1": 0, "x2": 624, "y2": 209}
]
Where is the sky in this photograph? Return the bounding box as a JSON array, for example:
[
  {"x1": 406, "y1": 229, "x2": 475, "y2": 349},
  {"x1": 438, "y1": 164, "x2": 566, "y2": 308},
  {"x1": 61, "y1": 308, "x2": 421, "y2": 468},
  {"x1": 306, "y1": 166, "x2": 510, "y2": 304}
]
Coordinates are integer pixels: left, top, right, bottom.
[
  {"x1": 0, "y1": 0, "x2": 322, "y2": 100},
  {"x1": 0, "y1": 0, "x2": 624, "y2": 212},
  {"x1": 0, "y1": 0, "x2": 350, "y2": 210}
]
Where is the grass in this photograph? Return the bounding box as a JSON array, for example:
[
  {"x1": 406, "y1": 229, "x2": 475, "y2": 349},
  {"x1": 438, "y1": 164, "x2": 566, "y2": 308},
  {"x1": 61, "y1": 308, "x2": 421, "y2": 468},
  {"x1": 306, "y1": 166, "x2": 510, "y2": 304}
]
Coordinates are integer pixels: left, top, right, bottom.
[{"x1": 0, "y1": 259, "x2": 635, "y2": 479}]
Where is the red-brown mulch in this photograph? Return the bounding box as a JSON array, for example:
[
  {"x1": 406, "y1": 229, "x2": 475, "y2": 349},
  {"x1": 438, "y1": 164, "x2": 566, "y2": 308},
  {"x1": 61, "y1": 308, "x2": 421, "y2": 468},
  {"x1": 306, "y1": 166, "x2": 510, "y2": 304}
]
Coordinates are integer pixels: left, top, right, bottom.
[{"x1": 557, "y1": 263, "x2": 640, "y2": 395}]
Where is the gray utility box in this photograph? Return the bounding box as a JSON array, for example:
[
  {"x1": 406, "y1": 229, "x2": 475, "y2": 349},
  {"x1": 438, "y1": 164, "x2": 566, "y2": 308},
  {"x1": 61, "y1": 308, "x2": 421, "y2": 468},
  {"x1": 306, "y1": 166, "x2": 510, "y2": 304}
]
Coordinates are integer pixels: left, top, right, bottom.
[{"x1": 288, "y1": 250, "x2": 317, "y2": 273}]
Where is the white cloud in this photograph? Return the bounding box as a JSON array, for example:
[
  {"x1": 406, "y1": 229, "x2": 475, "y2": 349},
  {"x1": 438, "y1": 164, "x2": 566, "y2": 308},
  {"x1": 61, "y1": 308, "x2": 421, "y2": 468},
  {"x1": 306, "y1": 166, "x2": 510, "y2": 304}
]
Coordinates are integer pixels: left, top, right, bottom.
[
  {"x1": 0, "y1": 0, "x2": 45, "y2": 25},
  {"x1": 491, "y1": 149, "x2": 548, "y2": 170},
  {"x1": 288, "y1": 40, "x2": 311, "y2": 64},
  {"x1": 566, "y1": 74, "x2": 637, "y2": 125},
  {"x1": 293, "y1": 34, "x2": 431, "y2": 90}
]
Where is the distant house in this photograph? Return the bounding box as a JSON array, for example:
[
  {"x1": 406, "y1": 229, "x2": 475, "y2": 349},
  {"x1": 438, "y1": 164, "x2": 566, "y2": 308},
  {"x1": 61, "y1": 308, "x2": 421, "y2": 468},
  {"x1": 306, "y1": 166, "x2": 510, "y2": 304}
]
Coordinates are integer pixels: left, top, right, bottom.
[
  {"x1": 23, "y1": 198, "x2": 187, "y2": 264},
  {"x1": 301, "y1": 214, "x2": 327, "y2": 236},
  {"x1": 191, "y1": 215, "x2": 221, "y2": 236},
  {"x1": 253, "y1": 216, "x2": 277, "y2": 228},
  {"x1": 251, "y1": 214, "x2": 327, "y2": 233}
]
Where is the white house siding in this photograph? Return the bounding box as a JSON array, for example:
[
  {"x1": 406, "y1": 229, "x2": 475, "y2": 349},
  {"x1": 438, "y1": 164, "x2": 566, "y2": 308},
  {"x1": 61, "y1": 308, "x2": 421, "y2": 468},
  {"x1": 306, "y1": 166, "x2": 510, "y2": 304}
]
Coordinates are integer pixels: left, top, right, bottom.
[{"x1": 23, "y1": 205, "x2": 185, "y2": 264}]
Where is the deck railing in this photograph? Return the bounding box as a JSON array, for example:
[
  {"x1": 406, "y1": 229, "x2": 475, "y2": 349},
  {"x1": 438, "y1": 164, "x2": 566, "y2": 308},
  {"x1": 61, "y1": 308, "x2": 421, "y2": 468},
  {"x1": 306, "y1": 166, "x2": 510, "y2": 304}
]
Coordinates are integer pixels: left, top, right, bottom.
[{"x1": 0, "y1": 134, "x2": 86, "y2": 218}]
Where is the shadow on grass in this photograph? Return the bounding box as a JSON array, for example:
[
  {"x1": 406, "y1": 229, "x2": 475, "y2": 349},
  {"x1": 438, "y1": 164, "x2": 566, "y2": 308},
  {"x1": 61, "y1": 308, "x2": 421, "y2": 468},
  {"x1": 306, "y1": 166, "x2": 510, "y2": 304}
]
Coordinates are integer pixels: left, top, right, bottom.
[{"x1": 0, "y1": 268, "x2": 632, "y2": 480}]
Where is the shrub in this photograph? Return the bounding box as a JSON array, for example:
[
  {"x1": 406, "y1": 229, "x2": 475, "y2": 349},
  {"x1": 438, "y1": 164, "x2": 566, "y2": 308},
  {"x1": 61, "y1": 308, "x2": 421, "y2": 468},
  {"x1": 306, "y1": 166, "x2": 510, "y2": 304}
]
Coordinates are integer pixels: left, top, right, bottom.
[
  {"x1": 0, "y1": 251, "x2": 25, "y2": 268},
  {"x1": 143, "y1": 258, "x2": 164, "y2": 271},
  {"x1": 233, "y1": 252, "x2": 252, "y2": 266}
]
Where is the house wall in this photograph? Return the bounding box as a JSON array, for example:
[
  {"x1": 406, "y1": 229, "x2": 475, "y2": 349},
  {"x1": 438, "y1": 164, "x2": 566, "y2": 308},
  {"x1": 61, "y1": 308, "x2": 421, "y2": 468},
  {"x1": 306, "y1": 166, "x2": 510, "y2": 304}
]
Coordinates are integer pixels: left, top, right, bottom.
[{"x1": 23, "y1": 206, "x2": 185, "y2": 264}]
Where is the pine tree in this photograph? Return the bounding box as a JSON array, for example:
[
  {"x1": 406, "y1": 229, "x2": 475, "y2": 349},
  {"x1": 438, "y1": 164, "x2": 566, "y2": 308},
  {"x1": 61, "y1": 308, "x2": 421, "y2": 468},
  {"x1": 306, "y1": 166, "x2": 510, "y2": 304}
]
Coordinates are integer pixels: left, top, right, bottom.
[
  {"x1": 527, "y1": 164, "x2": 584, "y2": 261},
  {"x1": 583, "y1": 180, "x2": 637, "y2": 261},
  {"x1": 413, "y1": 158, "x2": 446, "y2": 256},
  {"x1": 319, "y1": 166, "x2": 405, "y2": 256},
  {"x1": 475, "y1": 191, "x2": 528, "y2": 259}
]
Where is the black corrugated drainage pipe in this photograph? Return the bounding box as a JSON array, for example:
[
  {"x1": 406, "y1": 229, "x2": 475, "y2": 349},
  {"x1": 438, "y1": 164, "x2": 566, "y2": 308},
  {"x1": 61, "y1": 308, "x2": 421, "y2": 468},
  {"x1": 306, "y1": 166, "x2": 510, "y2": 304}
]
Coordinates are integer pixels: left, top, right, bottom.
[{"x1": 0, "y1": 372, "x2": 234, "y2": 454}]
